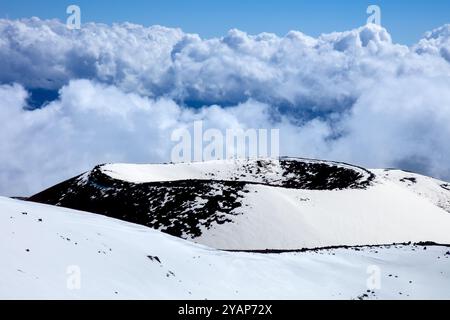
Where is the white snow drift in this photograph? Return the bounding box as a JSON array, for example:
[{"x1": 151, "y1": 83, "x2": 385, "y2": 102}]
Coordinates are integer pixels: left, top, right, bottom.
[{"x1": 1, "y1": 196, "x2": 449, "y2": 299}]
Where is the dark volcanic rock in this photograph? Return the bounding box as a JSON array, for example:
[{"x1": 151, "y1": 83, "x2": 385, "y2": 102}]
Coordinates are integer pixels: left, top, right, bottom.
[
  {"x1": 279, "y1": 160, "x2": 373, "y2": 189},
  {"x1": 28, "y1": 158, "x2": 374, "y2": 239},
  {"x1": 29, "y1": 166, "x2": 247, "y2": 238}
]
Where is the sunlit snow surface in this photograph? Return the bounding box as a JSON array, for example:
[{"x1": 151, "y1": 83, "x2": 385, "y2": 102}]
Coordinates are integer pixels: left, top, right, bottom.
[{"x1": 1, "y1": 196, "x2": 450, "y2": 300}]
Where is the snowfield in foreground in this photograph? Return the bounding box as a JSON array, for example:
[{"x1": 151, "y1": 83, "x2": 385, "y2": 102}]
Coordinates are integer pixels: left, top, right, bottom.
[{"x1": 1, "y1": 196, "x2": 450, "y2": 300}]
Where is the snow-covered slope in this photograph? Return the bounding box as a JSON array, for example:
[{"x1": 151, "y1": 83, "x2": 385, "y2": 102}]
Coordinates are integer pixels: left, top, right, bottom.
[
  {"x1": 1, "y1": 196, "x2": 450, "y2": 300},
  {"x1": 29, "y1": 158, "x2": 450, "y2": 250},
  {"x1": 373, "y1": 169, "x2": 450, "y2": 213}
]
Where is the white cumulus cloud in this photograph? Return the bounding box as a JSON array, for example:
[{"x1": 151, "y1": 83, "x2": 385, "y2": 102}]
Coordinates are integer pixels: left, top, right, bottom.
[{"x1": 1, "y1": 18, "x2": 450, "y2": 195}]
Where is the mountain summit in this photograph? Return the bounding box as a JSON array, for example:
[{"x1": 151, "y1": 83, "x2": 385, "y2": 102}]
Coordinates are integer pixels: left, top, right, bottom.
[{"x1": 29, "y1": 158, "x2": 450, "y2": 250}]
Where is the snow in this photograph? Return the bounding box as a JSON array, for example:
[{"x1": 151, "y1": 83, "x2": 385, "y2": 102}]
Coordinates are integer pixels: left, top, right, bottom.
[
  {"x1": 49, "y1": 159, "x2": 450, "y2": 251},
  {"x1": 100, "y1": 158, "x2": 371, "y2": 185},
  {"x1": 194, "y1": 181, "x2": 450, "y2": 250},
  {"x1": 1, "y1": 196, "x2": 450, "y2": 299},
  {"x1": 373, "y1": 169, "x2": 450, "y2": 213}
]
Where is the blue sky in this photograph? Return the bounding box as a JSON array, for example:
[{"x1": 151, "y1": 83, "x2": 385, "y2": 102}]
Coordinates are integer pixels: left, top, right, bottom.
[{"x1": 1, "y1": 0, "x2": 449, "y2": 44}]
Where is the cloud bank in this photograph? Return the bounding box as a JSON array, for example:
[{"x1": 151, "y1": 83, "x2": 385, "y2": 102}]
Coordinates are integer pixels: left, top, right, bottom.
[{"x1": 1, "y1": 18, "x2": 450, "y2": 195}]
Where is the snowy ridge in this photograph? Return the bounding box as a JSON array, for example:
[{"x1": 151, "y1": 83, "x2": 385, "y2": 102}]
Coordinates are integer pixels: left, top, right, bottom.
[
  {"x1": 29, "y1": 158, "x2": 450, "y2": 250},
  {"x1": 373, "y1": 169, "x2": 450, "y2": 213},
  {"x1": 1, "y1": 196, "x2": 450, "y2": 300},
  {"x1": 101, "y1": 158, "x2": 374, "y2": 189}
]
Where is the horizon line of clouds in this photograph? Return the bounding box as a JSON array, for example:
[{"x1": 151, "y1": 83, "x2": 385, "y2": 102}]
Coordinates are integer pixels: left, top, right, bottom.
[
  {"x1": 7, "y1": 15, "x2": 448, "y2": 43},
  {"x1": 1, "y1": 18, "x2": 450, "y2": 195}
]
